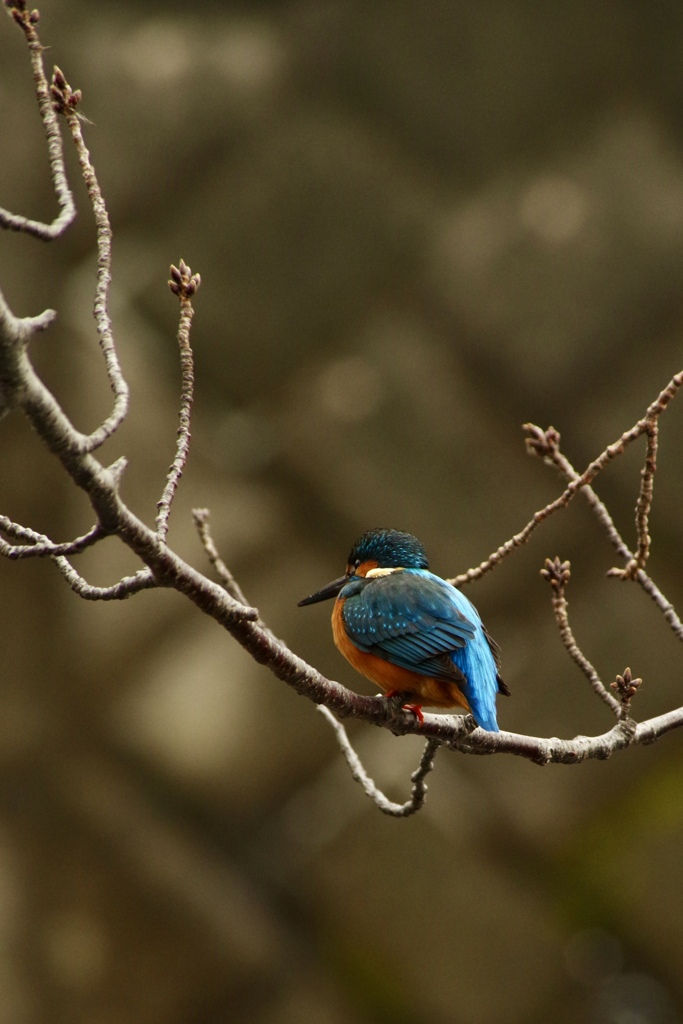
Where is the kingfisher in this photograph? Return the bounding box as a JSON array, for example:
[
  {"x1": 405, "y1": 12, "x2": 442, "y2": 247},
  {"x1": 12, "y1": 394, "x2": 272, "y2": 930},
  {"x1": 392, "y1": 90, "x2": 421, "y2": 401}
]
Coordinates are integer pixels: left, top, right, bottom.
[{"x1": 298, "y1": 528, "x2": 509, "y2": 731}]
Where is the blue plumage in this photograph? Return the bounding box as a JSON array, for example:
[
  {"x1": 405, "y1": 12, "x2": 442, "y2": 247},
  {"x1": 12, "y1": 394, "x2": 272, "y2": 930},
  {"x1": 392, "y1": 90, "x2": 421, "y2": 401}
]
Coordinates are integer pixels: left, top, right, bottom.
[{"x1": 298, "y1": 528, "x2": 508, "y2": 731}]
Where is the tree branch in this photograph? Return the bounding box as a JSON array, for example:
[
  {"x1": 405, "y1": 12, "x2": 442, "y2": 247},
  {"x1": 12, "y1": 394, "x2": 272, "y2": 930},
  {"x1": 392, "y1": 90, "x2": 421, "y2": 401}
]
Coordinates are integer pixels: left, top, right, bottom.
[
  {"x1": 156, "y1": 262, "x2": 199, "y2": 541},
  {"x1": 0, "y1": 516, "x2": 105, "y2": 558},
  {"x1": 626, "y1": 419, "x2": 658, "y2": 578},
  {"x1": 450, "y1": 368, "x2": 683, "y2": 590},
  {"x1": 192, "y1": 508, "x2": 251, "y2": 607},
  {"x1": 526, "y1": 425, "x2": 683, "y2": 642},
  {"x1": 0, "y1": 2, "x2": 75, "y2": 239},
  {"x1": 540, "y1": 556, "x2": 622, "y2": 717},
  {"x1": 318, "y1": 706, "x2": 441, "y2": 816},
  {"x1": 50, "y1": 65, "x2": 129, "y2": 452}
]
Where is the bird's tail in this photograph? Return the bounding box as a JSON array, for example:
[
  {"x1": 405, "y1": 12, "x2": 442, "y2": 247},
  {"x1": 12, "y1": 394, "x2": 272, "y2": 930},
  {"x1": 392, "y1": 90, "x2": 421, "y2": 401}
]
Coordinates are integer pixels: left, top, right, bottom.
[{"x1": 452, "y1": 635, "x2": 501, "y2": 732}]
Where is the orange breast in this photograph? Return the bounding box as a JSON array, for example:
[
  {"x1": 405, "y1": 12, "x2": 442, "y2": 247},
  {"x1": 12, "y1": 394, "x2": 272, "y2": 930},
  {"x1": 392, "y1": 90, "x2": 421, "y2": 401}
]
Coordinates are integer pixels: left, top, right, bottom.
[{"x1": 332, "y1": 598, "x2": 471, "y2": 711}]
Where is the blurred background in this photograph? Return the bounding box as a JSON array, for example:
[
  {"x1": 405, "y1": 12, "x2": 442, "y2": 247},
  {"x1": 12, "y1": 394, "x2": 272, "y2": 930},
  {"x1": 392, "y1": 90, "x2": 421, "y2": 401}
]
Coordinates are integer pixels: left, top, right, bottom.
[{"x1": 2, "y1": 1, "x2": 683, "y2": 1021}]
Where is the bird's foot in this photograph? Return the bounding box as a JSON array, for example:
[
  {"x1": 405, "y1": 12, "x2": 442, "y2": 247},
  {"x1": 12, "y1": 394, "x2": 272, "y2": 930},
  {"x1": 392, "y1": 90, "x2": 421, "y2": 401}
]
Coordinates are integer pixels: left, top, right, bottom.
[
  {"x1": 403, "y1": 703, "x2": 425, "y2": 725},
  {"x1": 384, "y1": 691, "x2": 424, "y2": 725}
]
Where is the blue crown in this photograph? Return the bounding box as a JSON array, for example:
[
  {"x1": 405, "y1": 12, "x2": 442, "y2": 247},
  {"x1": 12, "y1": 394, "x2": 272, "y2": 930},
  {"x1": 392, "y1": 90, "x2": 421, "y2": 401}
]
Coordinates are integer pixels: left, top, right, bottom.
[{"x1": 348, "y1": 529, "x2": 429, "y2": 570}]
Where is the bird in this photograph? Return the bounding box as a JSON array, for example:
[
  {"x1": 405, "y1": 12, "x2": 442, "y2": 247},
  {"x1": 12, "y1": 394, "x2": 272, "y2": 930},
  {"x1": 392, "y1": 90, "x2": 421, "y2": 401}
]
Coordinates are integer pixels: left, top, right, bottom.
[{"x1": 298, "y1": 528, "x2": 509, "y2": 731}]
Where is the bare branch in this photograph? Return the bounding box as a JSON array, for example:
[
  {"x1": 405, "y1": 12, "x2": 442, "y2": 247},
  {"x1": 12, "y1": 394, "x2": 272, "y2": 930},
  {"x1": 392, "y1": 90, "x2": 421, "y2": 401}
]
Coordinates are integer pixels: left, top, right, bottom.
[
  {"x1": 49, "y1": 66, "x2": 130, "y2": 452},
  {"x1": 0, "y1": 515, "x2": 105, "y2": 558},
  {"x1": 58, "y1": 563, "x2": 157, "y2": 602},
  {"x1": 448, "y1": 709, "x2": 683, "y2": 762},
  {"x1": 318, "y1": 706, "x2": 441, "y2": 816},
  {"x1": 450, "y1": 718, "x2": 637, "y2": 764},
  {"x1": 530, "y1": 427, "x2": 683, "y2": 642},
  {"x1": 192, "y1": 508, "x2": 251, "y2": 606},
  {"x1": 156, "y1": 262, "x2": 200, "y2": 540},
  {"x1": 316, "y1": 701, "x2": 683, "y2": 767},
  {"x1": 614, "y1": 419, "x2": 657, "y2": 580},
  {"x1": 452, "y1": 368, "x2": 683, "y2": 589},
  {"x1": 541, "y1": 556, "x2": 622, "y2": 716},
  {"x1": 0, "y1": 3, "x2": 75, "y2": 238},
  {"x1": 0, "y1": 514, "x2": 154, "y2": 597}
]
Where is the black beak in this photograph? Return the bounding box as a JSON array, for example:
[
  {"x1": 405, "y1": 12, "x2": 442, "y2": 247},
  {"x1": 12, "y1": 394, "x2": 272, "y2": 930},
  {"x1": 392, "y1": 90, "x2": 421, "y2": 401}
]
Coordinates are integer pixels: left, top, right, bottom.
[{"x1": 297, "y1": 575, "x2": 347, "y2": 606}]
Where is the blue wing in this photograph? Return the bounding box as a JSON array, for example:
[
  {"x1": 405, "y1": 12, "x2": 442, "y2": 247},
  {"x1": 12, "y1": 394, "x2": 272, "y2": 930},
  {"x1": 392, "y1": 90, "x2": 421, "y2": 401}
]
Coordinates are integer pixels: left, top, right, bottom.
[
  {"x1": 341, "y1": 571, "x2": 474, "y2": 678},
  {"x1": 341, "y1": 569, "x2": 506, "y2": 730}
]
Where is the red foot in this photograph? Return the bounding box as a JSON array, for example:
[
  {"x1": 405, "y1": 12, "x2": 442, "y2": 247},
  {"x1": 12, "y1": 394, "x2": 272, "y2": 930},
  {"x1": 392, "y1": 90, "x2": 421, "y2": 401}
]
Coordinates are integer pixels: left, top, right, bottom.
[
  {"x1": 384, "y1": 691, "x2": 424, "y2": 724},
  {"x1": 404, "y1": 703, "x2": 425, "y2": 724}
]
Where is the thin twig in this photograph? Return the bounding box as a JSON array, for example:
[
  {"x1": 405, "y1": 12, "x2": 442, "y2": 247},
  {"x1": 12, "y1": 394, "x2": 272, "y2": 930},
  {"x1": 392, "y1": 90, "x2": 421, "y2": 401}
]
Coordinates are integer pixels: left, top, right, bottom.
[
  {"x1": 192, "y1": 508, "x2": 250, "y2": 606},
  {"x1": 452, "y1": 369, "x2": 683, "y2": 588},
  {"x1": 533, "y1": 429, "x2": 683, "y2": 642},
  {"x1": 50, "y1": 66, "x2": 129, "y2": 452},
  {"x1": 0, "y1": 515, "x2": 156, "y2": 598},
  {"x1": 541, "y1": 557, "x2": 622, "y2": 716},
  {"x1": 58, "y1": 563, "x2": 157, "y2": 601},
  {"x1": 156, "y1": 262, "x2": 200, "y2": 541},
  {"x1": 0, "y1": 516, "x2": 105, "y2": 558},
  {"x1": 619, "y1": 419, "x2": 657, "y2": 579},
  {"x1": 318, "y1": 706, "x2": 441, "y2": 816},
  {"x1": 0, "y1": 3, "x2": 75, "y2": 239}
]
